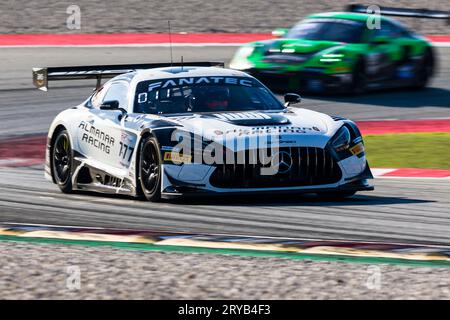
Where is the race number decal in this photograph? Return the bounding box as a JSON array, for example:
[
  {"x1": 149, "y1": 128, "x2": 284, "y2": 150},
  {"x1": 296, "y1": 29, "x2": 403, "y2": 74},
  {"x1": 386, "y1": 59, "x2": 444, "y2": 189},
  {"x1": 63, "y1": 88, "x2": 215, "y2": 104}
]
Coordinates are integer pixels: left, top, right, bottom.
[{"x1": 118, "y1": 132, "x2": 137, "y2": 167}]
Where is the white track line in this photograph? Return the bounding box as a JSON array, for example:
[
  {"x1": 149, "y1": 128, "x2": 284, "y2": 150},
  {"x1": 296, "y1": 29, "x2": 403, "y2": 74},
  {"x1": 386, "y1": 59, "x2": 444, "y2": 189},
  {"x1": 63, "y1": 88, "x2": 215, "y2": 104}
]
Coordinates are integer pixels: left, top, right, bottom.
[
  {"x1": 376, "y1": 176, "x2": 450, "y2": 180},
  {"x1": 371, "y1": 168, "x2": 397, "y2": 176},
  {"x1": 0, "y1": 158, "x2": 32, "y2": 166},
  {"x1": 432, "y1": 42, "x2": 450, "y2": 48}
]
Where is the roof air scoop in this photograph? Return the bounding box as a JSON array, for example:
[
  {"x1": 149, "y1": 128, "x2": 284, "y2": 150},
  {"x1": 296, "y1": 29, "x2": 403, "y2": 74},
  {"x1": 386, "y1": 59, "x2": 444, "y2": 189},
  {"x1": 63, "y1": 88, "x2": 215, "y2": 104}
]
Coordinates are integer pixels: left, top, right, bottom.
[{"x1": 211, "y1": 112, "x2": 291, "y2": 126}]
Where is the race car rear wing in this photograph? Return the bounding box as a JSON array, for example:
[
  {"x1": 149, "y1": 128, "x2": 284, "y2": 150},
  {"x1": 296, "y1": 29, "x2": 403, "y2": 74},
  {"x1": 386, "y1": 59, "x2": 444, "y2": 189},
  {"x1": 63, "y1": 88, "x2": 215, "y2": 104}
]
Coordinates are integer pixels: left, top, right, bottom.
[
  {"x1": 346, "y1": 4, "x2": 450, "y2": 24},
  {"x1": 32, "y1": 61, "x2": 225, "y2": 91}
]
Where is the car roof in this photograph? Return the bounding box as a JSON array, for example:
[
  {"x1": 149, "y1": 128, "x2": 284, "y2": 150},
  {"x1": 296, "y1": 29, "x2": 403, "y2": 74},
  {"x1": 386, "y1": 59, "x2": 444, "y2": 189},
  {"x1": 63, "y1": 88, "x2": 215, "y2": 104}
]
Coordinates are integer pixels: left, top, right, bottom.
[
  {"x1": 306, "y1": 11, "x2": 392, "y2": 23},
  {"x1": 129, "y1": 66, "x2": 252, "y2": 85}
]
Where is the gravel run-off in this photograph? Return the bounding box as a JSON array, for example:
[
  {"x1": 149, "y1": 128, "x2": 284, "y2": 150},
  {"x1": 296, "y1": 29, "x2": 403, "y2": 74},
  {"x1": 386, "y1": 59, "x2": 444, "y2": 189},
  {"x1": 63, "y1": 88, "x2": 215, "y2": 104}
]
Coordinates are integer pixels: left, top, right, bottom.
[{"x1": 1, "y1": 241, "x2": 450, "y2": 299}]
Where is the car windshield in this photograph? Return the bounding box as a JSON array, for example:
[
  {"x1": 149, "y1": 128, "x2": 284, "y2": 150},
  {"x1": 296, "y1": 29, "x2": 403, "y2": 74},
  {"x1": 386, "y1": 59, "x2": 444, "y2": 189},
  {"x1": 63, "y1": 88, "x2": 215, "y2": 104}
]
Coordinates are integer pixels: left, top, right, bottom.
[
  {"x1": 287, "y1": 18, "x2": 365, "y2": 43},
  {"x1": 134, "y1": 76, "x2": 283, "y2": 114}
]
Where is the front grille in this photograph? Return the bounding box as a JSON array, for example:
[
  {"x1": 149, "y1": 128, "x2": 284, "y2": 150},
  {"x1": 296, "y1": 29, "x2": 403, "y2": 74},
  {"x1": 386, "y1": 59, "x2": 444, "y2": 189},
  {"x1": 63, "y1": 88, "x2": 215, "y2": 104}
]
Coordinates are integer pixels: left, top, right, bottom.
[
  {"x1": 262, "y1": 53, "x2": 311, "y2": 64},
  {"x1": 251, "y1": 70, "x2": 328, "y2": 92},
  {"x1": 264, "y1": 52, "x2": 316, "y2": 58},
  {"x1": 209, "y1": 147, "x2": 342, "y2": 189}
]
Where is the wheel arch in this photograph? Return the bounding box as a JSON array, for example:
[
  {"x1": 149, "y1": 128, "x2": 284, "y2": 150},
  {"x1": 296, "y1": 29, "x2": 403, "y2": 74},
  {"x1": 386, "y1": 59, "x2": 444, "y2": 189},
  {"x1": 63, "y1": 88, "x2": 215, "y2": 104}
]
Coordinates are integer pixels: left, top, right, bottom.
[
  {"x1": 134, "y1": 129, "x2": 157, "y2": 198},
  {"x1": 49, "y1": 124, "x2": 68, "y2": 183},
  {"x1": 425, "y1": 45, "x2": 436, "y2": 76},
  {"x1": 135, "y1": 130, "x2": 164, "y2": 201}
]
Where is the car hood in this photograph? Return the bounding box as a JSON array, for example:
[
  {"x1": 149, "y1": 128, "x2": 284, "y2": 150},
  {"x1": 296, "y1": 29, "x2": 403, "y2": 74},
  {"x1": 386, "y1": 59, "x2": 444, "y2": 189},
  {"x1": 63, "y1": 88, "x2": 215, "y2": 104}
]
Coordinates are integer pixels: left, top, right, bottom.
[
  {"x1": 145, "y1": 108, "x2": 343, "y2": 150},
  {"x1": 259, "y1": 38, "x2": 344, "y2": 56}
]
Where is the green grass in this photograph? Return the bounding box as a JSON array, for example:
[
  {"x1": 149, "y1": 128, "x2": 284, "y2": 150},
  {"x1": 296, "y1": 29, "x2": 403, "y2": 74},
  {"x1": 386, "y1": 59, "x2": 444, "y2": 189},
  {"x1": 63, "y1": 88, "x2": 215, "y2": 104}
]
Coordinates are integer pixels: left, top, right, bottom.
[{"x1": 364, "y1": 133, "x2": 450, "y2": 170}]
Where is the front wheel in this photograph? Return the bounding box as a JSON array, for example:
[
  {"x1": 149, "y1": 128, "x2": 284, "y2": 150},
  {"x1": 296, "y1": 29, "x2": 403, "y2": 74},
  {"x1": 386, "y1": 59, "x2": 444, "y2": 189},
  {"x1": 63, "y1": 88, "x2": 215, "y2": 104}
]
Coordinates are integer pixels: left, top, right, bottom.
[
  {"x1": 52, "y1": 129, "x2": 73, "y2": 193},
  {"x1": 351, "y1": 60, "x2": 367, "y2": 94},
  {"x1": 413, "y1": 48, "x2": 435, "y2": 89},
  {"x1": 138, "y1": 136, "x2": 162, "y2": 202}
]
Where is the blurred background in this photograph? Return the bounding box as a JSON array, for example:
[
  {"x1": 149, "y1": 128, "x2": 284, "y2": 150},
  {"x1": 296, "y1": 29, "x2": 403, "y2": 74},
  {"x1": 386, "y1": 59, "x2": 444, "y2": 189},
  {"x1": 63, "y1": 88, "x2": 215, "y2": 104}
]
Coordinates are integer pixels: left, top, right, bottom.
[{"x1": 0, "y1": 0, "x2": 448, "y2": 34}]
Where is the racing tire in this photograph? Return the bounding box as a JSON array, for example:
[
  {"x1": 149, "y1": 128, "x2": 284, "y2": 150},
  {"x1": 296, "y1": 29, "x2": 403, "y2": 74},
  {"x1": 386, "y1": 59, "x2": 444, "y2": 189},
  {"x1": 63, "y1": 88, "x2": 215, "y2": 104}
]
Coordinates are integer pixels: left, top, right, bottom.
[
  {"x1": 51, "y1": 129, "x2": 74, "y2": 193},
  {"x1": 351, "y1": 59, "x2": 367, "y2": 94},
  {"x1": 413, "y1": 48, "x2": 435, "y2": 89},
  {"x1": 316, "y1": 191, "x2": 357, "y2": 201},
  {"x1": 138, "y1": 136, "x2": 162, "y2": 202}
]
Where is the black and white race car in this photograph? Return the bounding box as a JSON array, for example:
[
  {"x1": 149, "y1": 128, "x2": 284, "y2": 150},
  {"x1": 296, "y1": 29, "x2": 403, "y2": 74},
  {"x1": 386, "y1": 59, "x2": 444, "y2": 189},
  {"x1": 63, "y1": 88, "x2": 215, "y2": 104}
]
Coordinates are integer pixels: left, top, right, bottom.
[{"x1": 33, "y1": 62, "x2": 373, "y2": 201}]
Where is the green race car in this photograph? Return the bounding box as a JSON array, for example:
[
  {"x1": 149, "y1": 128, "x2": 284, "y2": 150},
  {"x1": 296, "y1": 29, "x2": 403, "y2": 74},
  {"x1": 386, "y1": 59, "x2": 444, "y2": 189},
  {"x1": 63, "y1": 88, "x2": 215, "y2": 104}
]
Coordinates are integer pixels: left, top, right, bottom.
[{"x1": 230, "y1": 10, "x2": 436, "y2": 93}]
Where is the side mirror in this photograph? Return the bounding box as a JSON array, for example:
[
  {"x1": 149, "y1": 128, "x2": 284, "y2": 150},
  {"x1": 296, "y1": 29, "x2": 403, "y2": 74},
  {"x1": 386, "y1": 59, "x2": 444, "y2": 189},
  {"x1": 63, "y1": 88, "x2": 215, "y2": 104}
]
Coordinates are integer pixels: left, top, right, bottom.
[
  {"x1": 272, "y1": 28, "x2": 289, "y2": 38},
  {"x1": 284, "y1": 93, "x2": 301, "y2": 106},
  {"x1": 370, "y1": 35, "x2": 389, "y2": 45},
  {"x1": 100, "y1": 100, "x2": 127, "y2": 114}
]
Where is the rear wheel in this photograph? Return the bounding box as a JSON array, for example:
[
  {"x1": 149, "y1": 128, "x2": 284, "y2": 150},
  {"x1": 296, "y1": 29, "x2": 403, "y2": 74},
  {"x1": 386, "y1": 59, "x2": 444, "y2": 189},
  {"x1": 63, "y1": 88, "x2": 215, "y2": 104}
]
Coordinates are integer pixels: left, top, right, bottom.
[
  {"x1": 52, "y1": 130, "x2": 73, "y2": 193},
  {"x1": 138, "y1": 136, "x2": 162, "y2": 202}
]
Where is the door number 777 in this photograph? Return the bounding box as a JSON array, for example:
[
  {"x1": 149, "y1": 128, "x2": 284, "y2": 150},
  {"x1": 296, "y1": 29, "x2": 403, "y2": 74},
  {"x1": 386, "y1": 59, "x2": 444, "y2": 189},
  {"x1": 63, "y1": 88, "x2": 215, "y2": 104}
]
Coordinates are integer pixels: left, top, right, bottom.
[{"x1": 119, "y1": 142, "x2": 134, "y2": 162}]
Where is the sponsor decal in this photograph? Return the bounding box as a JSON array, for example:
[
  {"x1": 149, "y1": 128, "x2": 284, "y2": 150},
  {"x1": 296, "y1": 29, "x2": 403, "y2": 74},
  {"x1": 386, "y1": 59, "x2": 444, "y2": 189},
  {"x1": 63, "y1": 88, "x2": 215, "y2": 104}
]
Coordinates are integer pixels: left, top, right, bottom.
[
  {"x1": 307, "y1": 79, "x2": 323, "y2": 91},
  {"x1": 273, "y1": 151, "x2": 293, "y2": 174},
  {"x1": 163, "y1": 151, "x2": 192, "y2": 164},
  {"x1": 224, "y1": 126, "x2": 320, "y2": 136},
  {"x1": 331, "y1": 66, "x2": 350, "y2": 73},
  {"x1": 396, "y1": 65, "x2": 414, "y2": 79},
  {"x1": 350, "y1": 142, "x2": 365, "y2": 156},
  {"x1": 353, "y1": 136, "x2": 363, "y2": 144},
  {"x1": 147, "y1": 77, "x2": 254, "y2": 92},
  {"x1": 79, "y1": 121, "x2": 114, "y2": 154},
  {"x1": 120, "y1": 132, "x2": 132, "y2": 143},
  {"x1": 35, "y1": 73, "x2": 45, "y2": 86}
]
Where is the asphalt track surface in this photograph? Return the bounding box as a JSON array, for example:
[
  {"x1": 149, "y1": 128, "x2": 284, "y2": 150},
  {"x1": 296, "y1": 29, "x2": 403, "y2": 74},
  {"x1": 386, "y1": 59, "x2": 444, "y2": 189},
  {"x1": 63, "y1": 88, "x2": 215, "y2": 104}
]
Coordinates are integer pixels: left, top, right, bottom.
[{"x1": 0, "y1": 47, "x2": 450, "y2": 246}]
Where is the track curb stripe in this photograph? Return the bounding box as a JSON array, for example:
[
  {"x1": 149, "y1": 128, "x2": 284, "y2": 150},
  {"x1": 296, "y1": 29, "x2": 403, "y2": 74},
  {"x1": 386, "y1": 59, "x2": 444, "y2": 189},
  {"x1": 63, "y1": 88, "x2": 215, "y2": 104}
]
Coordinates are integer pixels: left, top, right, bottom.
[
  {"x1": 357, "y1": 119, "x2": 450, "y2": 135},
  {"x1": 0, "y1": 33, "x2": 449, "y2": 47},
  {"x1": 1, "y1": 235, "x2": 449, "y2": 268},
  {"x1": 373, "y1": 168, "x2": 450, "y2": 179},
  {"x1": 0, "y1": 33, "x2": 272, "y2": 47},
  {"x1": 1, "y1": 224, "x2": 450, "y2": 267}
]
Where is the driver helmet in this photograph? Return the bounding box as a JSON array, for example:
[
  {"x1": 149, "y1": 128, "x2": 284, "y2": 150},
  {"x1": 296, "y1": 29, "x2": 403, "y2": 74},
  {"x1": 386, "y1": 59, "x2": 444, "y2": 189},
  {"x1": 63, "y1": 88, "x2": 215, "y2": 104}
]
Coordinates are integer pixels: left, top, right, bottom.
[{"x1": 203, "y1": 87, "x2": 230, "y2": 110}]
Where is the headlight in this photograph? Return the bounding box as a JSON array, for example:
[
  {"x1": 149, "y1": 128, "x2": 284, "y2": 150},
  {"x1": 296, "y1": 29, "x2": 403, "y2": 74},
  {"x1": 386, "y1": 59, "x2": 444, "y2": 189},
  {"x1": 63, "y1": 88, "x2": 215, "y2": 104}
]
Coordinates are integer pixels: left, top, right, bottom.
[
  {"x1": 237, "y1": 46, "x2": 255, "y2": 59},
  {"x1": 332, "y1": 126, "x2": 351, "y2": 152},
  {"x1": 230, "y1": 46, "x2": 255, "y2": 69},
  {"x1": 230, "y1": 46, "x2": 259, "y2": 70},
  {"x1": 319, "y1": 53, "x2": 344, "y2": 64}
]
